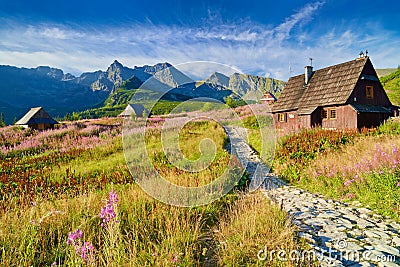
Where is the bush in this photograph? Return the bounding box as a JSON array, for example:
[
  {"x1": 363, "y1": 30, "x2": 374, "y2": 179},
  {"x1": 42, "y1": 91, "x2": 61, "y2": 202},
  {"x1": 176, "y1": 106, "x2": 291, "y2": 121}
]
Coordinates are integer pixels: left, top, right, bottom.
[
  {"x1": 375, "y1": 117, "x2": 400, "y2": 135},
  {"x1": 274, "y1": 128, "x2": 358, "y2": 182}
]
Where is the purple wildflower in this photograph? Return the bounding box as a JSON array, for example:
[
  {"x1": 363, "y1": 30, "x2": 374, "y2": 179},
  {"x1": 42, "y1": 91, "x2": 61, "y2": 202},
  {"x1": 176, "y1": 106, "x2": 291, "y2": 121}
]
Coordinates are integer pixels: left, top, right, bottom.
[
  {"x1": 99, "y1": 203, "x2": 116, "y2": 226},
  {"x1": 344, "y1": 179, "x2": 354, "y2": 186},
  {"x1": 109, "y1": 190, "x2": 118, "y2": 203},
  {"x1": 397, "y1": 182, "x2": 400, "y2": 187},
  {"x1": 80, "y1": 242, "x2": 95, "y2": 261},
  {"x1": 66, "y1": 229, "x2": 95, "y2": 263},
  {"x1": 52, "y1": 262, "x2": 57, "y2": 266},
  {"x1": 99, "y1": 190, "x2": 119, "y2": 227},
  {"x1": 172, "y1": 253, "x2": 179, "y2": 263},
  {"x1": 66, "y1": 229, "x2": 83, "y2": 245}
]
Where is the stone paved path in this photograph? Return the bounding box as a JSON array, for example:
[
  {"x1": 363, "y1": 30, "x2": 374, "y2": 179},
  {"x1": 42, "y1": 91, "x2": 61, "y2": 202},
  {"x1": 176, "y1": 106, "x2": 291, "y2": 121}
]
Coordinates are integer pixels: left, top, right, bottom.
[{"x1": 225, "y1": 126, "x2": 400, "y2": 267}]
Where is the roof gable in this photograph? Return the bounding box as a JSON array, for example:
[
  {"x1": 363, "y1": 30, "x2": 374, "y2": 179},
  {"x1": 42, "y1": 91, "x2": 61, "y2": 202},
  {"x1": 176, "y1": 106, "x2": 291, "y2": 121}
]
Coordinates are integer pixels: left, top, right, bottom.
[{"x1": 273, "y1": 57, "x2": 370, "y2": 113}]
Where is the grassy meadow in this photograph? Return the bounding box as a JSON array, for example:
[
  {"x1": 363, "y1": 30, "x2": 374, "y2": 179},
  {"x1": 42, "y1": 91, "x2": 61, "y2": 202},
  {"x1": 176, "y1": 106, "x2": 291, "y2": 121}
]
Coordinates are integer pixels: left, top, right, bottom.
[{"x1": 0, "y1": 108, "x2": 303, "y2": 266}]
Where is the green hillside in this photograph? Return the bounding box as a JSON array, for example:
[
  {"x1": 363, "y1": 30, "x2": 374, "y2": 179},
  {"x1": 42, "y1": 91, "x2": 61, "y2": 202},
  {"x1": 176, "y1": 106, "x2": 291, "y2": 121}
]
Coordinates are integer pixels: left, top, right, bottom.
[
  {"x1": 104, "y1": 76, "x2": 143, "y2": 106},
  {"x1": 376, "y1": 68, "x2": 398, "y2": 77},
  {"x1": 380, "y1": 69, "x2": 400, "y2": 106}
]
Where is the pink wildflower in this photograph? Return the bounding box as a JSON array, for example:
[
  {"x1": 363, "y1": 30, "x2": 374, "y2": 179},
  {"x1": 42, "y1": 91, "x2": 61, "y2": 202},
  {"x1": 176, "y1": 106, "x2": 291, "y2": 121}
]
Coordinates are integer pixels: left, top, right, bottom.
[
  {"x1": 344, "y1": 179, "x2": 354, "y2": 186},
  {"x1": 99, "y1": 190, "x2": 119, "y2": 227},
  {"x1": 66, "y1": 229, "x2": 83, "y2": 245},
  {"x1": 109, "y1": 190, "x2": 118, "y2": 203},
  {"x1": 79, "y1": 242, "x2": 95, "y2": 261},
  {"x1": 66, "y1": 229, "x2": 95, "y2": 263},
  {"x1": 99, "y1": 203, "x2": 116, "y2": 226},
  {"x1": 172, "y1": 253, "x2": 179, "y2": 263}
]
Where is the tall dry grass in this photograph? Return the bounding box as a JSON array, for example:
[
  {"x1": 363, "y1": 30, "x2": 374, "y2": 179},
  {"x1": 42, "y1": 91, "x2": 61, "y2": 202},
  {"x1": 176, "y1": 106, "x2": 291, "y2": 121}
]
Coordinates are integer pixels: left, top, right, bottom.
[{"x1": 216, "y1": 192, "x2": 312, "y2": 266}]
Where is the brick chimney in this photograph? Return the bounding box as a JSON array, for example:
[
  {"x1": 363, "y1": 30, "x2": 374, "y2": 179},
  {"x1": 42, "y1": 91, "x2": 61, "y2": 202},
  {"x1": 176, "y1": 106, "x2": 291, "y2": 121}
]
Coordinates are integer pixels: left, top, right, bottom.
[{"x1": 305, "y1": 65, "x2": 313, "y2": 84}]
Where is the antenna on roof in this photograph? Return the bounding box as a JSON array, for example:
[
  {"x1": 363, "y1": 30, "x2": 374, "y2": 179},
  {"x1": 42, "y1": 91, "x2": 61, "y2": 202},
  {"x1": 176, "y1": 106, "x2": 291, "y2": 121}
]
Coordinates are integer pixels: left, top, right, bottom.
[
  {"x1": 309, "y1": 58, "x2": 313, "y2": 67},
  {"x1": 289, "y1": 62, "x2": 294, "y2": 76},
  {"x1": 365, "y1": 50, "x2": 368, "y2": 56}
]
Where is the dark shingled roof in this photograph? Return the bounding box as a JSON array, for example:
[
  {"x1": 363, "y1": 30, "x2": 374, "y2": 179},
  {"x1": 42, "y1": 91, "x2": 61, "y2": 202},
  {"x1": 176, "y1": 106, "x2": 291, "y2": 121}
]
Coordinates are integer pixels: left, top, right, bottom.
[
  {"x1": 16, "y1": 107, "x2": 59, "y2": 125},
  {"x1": 273, "y1": 57, "x2": 369, "y2": 113}
]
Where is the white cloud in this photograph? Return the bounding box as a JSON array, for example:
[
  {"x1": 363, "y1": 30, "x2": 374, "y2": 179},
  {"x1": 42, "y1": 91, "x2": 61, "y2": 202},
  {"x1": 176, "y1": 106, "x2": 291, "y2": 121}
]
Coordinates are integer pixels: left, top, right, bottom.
[
  {"x1": 275, "y1": 1, "x2": 325, "y2": 44},
  {"x1": 0, "y1": 1, "x2": 399, "y2": 80}
]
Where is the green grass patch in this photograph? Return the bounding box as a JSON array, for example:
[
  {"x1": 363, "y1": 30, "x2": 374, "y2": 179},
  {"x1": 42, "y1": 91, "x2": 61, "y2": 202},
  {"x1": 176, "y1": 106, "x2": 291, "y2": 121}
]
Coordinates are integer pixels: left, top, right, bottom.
[{"x1": 381, "y1": 69, "x2": 400, "y2": 106}]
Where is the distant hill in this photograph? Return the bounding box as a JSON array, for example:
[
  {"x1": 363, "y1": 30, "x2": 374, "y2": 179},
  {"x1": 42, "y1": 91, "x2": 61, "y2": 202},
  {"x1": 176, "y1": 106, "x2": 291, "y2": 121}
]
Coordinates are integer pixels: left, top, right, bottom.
[
  {"x1": 380, "y1": 69, "x2": 400, "y2": 106},
  {"x1": 376, "y1": 68, "x2": 398, "y2": 78}
]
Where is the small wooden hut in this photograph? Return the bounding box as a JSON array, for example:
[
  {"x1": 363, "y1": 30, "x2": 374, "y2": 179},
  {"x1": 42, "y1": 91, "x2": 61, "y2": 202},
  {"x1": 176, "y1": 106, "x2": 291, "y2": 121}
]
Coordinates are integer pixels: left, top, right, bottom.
[
  {"x1": 16, "y1": 107, "x2": 59, "y2": 130},
  {"x1": 118, "y1": 104, "x2": 149, "y2": 118},
  {"x1": 272, "y1": 56, "x2": 397, "y2": 131},
  {"x1": 260, "y1": 92, "x2": 277, "y2": 104}
]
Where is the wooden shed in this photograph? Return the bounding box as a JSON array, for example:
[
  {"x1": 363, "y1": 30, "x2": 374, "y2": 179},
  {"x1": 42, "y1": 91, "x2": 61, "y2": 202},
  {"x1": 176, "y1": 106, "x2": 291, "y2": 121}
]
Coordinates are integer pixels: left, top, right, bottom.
[
  {"x1": 260, "y1": 92, "x2": 277, "y2": 105},
  {"x1": 16, "y1": 107, "x2": 59, "y2": 130},
  {"x1": 118, "y1": 104, "x2": 149, "y2": 118},
  {"x1": 272, "y1": 56, "x2": 397, "y2": 131}
]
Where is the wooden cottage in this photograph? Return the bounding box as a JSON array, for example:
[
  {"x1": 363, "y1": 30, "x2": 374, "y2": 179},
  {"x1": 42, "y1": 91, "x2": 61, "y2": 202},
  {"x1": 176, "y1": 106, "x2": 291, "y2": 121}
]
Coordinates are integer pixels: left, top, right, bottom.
[
  {"x1": 260, "y1": 92, "x2": 277, "y2": 105},
  {"x1": 118, "y1": 104, "x2": 149, "y2": 118},
  {"x1": 272, "y1": 56, "x2": 397, "y2": 131},
  {"x1": 16, "y1": 107, "x2": 59, "y2": 130}
]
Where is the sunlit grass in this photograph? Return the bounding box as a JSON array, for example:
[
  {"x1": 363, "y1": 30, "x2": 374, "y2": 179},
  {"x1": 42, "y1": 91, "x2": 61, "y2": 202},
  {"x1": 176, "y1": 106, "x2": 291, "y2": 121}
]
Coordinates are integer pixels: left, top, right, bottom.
[
  {"x1": 216, "y1": 192, "x2": 312, "y2": 266},
  {"x1": 145, "y1": 119, "x2": 233, "y2": 187},
  {"x1": 48, "y1": 138, "x2": 125, "y2": 182}
]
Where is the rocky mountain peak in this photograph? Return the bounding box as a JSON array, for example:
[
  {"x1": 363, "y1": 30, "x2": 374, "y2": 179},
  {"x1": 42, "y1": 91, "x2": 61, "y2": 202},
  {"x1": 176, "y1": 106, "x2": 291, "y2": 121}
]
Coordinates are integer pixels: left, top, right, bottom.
[
  {"x1": 205, "y1": 72, "x2": 230, "y2": 88},
  {"x1": 35, "y1": 66, "x2": 64, "y2": 80},
  {"x1": 62, "y1": 73, "x2": 76, "y2": 81},
  {"x1": 102, "y1": 60, "x2": 136, "y2": 90},
  {"x1": 107, "y1": 60, "x2": 124, "y2": 72}
]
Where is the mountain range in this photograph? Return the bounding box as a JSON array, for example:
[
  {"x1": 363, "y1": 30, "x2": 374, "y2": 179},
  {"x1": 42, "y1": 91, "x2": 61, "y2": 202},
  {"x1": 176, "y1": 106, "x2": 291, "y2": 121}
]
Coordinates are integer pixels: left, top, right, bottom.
[{"x1": 0, "y1": 61, "x2": 285, "y2": 123}]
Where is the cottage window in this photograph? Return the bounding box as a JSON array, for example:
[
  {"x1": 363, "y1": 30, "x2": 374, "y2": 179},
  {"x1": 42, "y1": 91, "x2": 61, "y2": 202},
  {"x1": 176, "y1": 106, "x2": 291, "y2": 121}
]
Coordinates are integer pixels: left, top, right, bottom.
[
  {"x1": 321, "y1": 109, "x2": 328, "y2": 119},
  {"x1": 330, "y1": 109, "x2": 337, "y2": 119},
  {"x1": 278, "y1": 113, "x2": 286, "y2": 122},
  {"x1": 366, "y1": 86, "x2": 374, "y2": 99}
]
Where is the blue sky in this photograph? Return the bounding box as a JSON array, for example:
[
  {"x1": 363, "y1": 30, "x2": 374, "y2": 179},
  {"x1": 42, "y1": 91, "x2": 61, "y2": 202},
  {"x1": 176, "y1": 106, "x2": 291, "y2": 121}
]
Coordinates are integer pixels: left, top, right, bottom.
[{"x1": 0, "y1": 0, "x2": 399, "y2": 80}]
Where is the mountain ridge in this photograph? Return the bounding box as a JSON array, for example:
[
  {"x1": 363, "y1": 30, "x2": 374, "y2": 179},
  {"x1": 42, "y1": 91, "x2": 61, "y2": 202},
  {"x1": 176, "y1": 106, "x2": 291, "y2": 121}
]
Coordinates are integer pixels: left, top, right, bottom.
[{"x1": 0, "y1": 61, "x2": 285, "y2": 124}]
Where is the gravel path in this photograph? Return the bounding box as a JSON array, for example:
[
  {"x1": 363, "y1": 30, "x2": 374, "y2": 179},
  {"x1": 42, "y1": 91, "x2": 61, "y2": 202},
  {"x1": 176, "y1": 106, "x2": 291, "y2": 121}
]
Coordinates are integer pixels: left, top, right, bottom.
[{"x1": 225, "y1": 126, "x2": 400, "y2": 267}]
